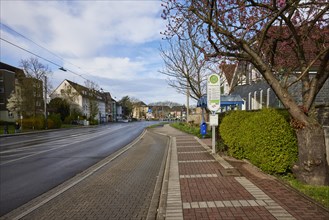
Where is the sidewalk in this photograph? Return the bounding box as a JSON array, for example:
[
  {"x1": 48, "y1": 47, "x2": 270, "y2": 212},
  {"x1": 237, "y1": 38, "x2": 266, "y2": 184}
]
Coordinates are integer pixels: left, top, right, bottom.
[{"x1": 156, "y1": 124, "x2": 329, "y2": 220}]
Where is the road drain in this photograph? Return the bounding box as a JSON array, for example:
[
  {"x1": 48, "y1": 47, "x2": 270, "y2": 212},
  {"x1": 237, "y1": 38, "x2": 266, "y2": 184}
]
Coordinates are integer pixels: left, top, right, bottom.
[{"x1": 219, "y1": 168, "x2": 241, "y2": 176}]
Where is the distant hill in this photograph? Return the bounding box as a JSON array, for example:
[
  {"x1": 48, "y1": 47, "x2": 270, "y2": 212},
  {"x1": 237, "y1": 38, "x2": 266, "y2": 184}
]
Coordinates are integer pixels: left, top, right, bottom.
[{"x1": 148, "y1": 101, "x2": 183, "y2": 107}]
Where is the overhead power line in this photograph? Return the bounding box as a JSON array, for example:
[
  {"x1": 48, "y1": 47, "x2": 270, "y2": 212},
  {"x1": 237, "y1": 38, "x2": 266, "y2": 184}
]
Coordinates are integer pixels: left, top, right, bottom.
[
  {"x1": 0, "y1": 22, "x2": 107, "y2": 86},
  {"x1": 1, "y1": 23, "x2": 65, "y2": 63},
  {"x1": 1, "y1": 22, "x2": 85, "y2": 71},
  {"x1": 0, "y1": 37, "x2": 88, "y2": 80},
  {"x1": 1, "y1": 37, "x2": 62, "y2": 68}
]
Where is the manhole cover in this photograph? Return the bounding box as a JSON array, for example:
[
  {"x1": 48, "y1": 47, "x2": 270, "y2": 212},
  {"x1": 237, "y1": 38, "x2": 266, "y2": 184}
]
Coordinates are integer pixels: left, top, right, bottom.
[{"x1": 219, "y1": 168, "x2": 241, "y2": 176}]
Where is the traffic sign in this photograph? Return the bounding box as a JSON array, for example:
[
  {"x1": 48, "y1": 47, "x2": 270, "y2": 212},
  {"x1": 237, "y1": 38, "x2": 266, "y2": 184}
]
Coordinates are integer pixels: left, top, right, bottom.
[{"x1": 207, "y1": 74, "x2": 221, "y2": 112}]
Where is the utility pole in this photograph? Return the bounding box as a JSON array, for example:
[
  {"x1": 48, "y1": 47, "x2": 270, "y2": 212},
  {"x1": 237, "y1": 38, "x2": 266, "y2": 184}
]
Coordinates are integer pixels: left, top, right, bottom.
[
  {"x1": 44, "y1": 75, "x2": 48, "y2": 129},
  {"x1": 186, "y1": 82, "x2": 189, "y2": 122}
]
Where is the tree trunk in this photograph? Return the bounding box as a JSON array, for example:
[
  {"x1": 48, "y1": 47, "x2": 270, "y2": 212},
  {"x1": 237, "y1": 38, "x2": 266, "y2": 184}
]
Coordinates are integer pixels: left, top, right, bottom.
[{"x1": 293, "y1": 124, "x2": 329, "y2": 186}]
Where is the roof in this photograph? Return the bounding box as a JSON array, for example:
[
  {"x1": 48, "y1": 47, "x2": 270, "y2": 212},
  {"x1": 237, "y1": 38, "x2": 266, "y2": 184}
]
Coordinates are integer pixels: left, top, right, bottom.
[
  {"x1": 262, "y1": 26, "x2": 329, "y2": 70},
  {"x1": 220, "y1": 64, "x2": 237, "y2": 85},
  {"x1": 133, "y1": 101, "x2": 147, "y2": 106},
  {"x1": 0, "y1": 62, "x2": 25, "y2": 78},
  {"x1": 197, "y1": 95, "x2": 244, "y2": 108},
  {"x1": 54, "y1": 79, "x2": 105, "y2": 101}
]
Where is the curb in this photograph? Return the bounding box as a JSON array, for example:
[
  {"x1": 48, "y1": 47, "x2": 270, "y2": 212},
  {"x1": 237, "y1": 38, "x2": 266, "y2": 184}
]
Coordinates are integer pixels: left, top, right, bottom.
[
  {"x1": 146, "y1": 130, "x2": 170, "y2": 220},
  {"x1": 156, "y1": 136, "x2": 172, "y2": 220}
]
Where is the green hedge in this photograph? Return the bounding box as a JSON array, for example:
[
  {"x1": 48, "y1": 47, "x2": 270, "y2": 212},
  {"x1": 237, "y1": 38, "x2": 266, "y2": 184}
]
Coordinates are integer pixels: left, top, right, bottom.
[
  {"x1": 22, "y1": 116, "x2": 45, "y2": 130},
  {"x1": 171, "y1": 122, "x2": 211, "y2": 138},
  {"x1": 48, "y1": 113, "x2": 62, "y2": 129},
  {"x1": 219, "y1": 110, "x2": 253, "y2": 159},
  {"x1": 220, "y1": 108, "x2": 297, "y2": 174}
]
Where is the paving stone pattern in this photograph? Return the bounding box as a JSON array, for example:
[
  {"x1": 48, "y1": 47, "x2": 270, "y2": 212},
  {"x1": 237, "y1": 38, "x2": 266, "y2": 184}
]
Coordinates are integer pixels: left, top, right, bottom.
[
  {"x1": 19, "y1": 131, "x2": 168, "y2": 220},
  {"x1": 159, "y1": 124, "x2": 329, "y2": 220}
]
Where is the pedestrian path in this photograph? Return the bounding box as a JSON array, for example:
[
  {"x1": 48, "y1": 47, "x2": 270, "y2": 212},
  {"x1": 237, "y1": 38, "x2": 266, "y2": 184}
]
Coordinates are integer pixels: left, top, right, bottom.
[{"x1": 156, "y1": 124, "x2": 329, "y2": 220}]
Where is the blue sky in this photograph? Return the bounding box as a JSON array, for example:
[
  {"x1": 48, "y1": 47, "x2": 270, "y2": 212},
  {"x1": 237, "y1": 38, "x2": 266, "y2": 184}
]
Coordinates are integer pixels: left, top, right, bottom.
[{"x1": 0, "y1": 0, "x2": 188, "y2": 105}]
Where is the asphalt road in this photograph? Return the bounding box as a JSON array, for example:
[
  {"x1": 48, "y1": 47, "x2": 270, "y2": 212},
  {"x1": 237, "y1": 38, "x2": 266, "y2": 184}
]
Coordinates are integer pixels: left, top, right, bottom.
[{"x1": 0, "y1": 121, "x2": 156, "y2": 216}]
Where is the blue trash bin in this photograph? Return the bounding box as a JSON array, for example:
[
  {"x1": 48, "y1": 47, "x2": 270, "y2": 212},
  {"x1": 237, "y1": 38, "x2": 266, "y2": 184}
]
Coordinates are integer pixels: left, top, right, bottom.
[{"x1": 200, "y1": 122, "x2": 207, "y2": 137}]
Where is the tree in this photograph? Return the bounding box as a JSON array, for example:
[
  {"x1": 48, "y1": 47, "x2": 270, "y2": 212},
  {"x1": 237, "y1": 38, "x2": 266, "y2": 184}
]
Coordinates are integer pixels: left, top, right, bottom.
[
  {"x1": 162, "y1": 0, "x2": 329, "y2": 185},
  {"x1": 48, "y1": 97, "x2": 70, "y2": 121},
  {"x1": 6, "y1": 91, "x2": 23, "y2": 117},
  {"x1": 84, "y1": 80, "x2": 100, "y2": 121},
  {"x1": 20, "y1": 57, "x2": 52, "y2": 118},
  {"x1": 160, "y1": 36, "x2": 215, "y2": 101},
  {"x1": 119, "y1": 96, "x2": 133, "y2": 118}
]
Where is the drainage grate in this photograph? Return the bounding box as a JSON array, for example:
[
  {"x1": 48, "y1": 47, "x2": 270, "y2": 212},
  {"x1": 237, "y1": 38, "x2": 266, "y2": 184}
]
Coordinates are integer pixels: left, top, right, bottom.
[{"x1": 219, "y1": 168, "x2": 241, "y2": 176}]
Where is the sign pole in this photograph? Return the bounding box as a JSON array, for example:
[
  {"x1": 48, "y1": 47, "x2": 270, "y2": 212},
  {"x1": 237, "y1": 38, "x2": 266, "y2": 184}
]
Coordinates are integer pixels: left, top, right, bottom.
[
  {"x1": 207, "y1": 74, "x2": 221, "y2": 155},
  {"x1": 211, "y1": 112, "x2": 216, "y2": 154}
]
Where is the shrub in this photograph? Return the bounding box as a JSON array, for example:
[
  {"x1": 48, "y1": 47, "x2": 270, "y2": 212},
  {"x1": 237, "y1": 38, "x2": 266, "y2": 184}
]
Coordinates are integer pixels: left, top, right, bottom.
[
  {"x1": 220, "y1": 108, "x2": 298, "y2": 174},
  {"x1": 243, "y1": 108, "x2": 297, "y2": 174},
  {"x1": 219, "y1": 110, "x2": 252, "y2": 159},
  {"x1": 22, "y1": 116, "x2": 45, "y2": 130},
  {"x1": 89, "y1": 119, "x2": 98, "y2": 125},
  {"x1": 171, "y1": 122, "x2": 210, "y2": 138},
  {"x1": 48, "y1": 113, "x2": 62, "y2": 129},
  {"x1": 64, "y1": 115, "x2": 79, "y2": 124}
]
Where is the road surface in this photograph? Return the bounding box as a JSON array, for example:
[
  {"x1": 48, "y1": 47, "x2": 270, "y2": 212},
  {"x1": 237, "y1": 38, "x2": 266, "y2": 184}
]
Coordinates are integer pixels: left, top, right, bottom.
[{"x1": 0, "y1": 121, "x2": 156, "y2": 216}]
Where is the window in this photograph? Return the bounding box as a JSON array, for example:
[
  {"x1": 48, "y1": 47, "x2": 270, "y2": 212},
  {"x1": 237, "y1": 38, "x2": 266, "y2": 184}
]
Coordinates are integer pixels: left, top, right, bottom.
[
  {"x1": 0, "y1": 98, "x2": 4, "y2": 105},
  {"x1": 0, "y1": 87, "x2": 4, "y2": 93},
  {"x1": 8, "y1": 112, "x2": 13, "y2": 118}
]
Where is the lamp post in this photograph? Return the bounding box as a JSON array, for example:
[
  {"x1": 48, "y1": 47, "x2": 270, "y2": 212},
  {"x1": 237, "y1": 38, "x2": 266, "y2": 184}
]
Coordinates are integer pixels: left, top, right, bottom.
[
  {"x1": 44, "y1": 75, "x2": 48, "y2": 129},
  {"x1": 186, "y1": 80, "x2": 189, "y2": 122},
  {"x1": 20, "y1": 115, "x2": 23, "y2": 132}
]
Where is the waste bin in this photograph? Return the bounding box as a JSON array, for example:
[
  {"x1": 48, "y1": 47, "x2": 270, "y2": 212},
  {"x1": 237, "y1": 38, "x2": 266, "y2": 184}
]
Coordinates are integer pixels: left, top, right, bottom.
[{"x1": 200, "y1": 122, "x2": 207, "y2": 136}]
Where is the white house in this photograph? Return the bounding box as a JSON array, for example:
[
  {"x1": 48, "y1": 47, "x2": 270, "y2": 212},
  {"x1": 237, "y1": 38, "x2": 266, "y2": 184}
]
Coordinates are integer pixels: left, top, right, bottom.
[{"x1": 50, "y1": 79, "x2": 106, "y2": 122}]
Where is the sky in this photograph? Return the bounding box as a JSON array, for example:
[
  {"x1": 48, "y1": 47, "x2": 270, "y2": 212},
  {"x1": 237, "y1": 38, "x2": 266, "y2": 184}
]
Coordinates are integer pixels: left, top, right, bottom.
[{"x1": 0, "y1": 0, "x2": 189, "y2": 105}]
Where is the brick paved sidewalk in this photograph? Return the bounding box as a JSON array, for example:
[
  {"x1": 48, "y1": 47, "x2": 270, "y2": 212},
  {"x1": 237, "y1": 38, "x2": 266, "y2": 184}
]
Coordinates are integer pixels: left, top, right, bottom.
[
  {"x1": 156, "y1": 124, "x2": 329, "y2": 220},
  {"x1": 1, "y1": 130, "x2": 168, "y2": 220}
]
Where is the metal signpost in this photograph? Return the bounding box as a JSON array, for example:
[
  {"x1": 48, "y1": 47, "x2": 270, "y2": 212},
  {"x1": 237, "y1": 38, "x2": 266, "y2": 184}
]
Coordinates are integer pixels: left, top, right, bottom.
[{"x1": 207, "y1": 74, "x2": 221, "y2": 154}]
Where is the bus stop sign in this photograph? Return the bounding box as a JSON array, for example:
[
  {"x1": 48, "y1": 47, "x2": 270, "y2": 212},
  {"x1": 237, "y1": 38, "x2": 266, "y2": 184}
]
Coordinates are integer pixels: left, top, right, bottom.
[{"x1": 207, "y1": 74, "x2": 221, "y2": 112}]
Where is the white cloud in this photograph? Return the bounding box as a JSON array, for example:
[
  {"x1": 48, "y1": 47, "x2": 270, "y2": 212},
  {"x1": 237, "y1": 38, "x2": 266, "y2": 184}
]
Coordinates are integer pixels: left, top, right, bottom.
[
  {"x1": 1, "y1": 0, "x2": 187, "y2": 104},
  {"x1": 66, "y1": 56, "x2": 145, "y2": 80},
  {"x1": 1, "y1": 1, "x2": 165, "y2": 57}
]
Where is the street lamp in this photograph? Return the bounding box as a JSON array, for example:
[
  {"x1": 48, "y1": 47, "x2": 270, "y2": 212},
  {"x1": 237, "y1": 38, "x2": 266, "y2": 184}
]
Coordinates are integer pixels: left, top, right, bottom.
[
  {"x1": 44, "y1": 75, "x2": 48, "y2": 129},
  {"x1": 59, "y1": 67, "x2": 67, "y2": 72}
]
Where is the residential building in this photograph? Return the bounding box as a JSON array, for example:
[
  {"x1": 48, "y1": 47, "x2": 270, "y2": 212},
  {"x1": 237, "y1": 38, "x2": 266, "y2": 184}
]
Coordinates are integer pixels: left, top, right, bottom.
[
  {"x1": 0, "y1": 62, "x2": 44, "y2": 122},
  {"x1": 102, "y1": 91, "x2": 112, "y2": 122},
  {"x1": 132, "y1": 101, "x2": 148, "y2": 120},
  {"x1": 220, "y1": 63, "x2": 237, "y2": 95},
  {"x1": 111, "y1": 98, "x2": 118, "y2": 122},
  {"x1": 230, "y1": 61, "x2": 329, "y2": 111},
  {"x1": 50, "y1": 79, "x2": 107, "y2": 122},
  {"x1": 116, "y1": 104, "x2": 122, "y2": 121},
  {"x1": 148, "y1": 105, "x2": 185, "y2": 120},
  {"x1": 0, "y1": 63, "x2": 19, "y2": 122},
  {"x1": 228, "y1": 26, "x2": 329, "y2": 111}
]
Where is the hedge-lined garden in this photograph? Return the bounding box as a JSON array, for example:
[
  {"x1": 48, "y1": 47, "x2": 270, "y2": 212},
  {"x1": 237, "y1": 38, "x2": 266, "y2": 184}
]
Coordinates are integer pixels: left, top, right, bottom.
[{"x1": 220, "y1": 108, "x2": 298, "y2": 174}]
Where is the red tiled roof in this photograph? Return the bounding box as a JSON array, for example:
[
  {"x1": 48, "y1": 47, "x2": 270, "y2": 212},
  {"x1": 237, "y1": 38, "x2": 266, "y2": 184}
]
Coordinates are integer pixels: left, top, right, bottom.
[
  {"x1": 262, "y1": 26, "x2": 329, "y2": 70},
  {"x1": 220, "y1": 64, "x2": 237, "y2": 85}
]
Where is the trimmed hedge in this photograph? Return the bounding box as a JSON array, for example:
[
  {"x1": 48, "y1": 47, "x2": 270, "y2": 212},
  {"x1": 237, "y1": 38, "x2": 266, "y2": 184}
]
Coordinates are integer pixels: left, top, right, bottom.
[
  {"x1": 220, "y1": 108, "x2": 297, "y2": 174},
  {"x1": 219, "y1": 110, "x2": 253, "y2": 159}
]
